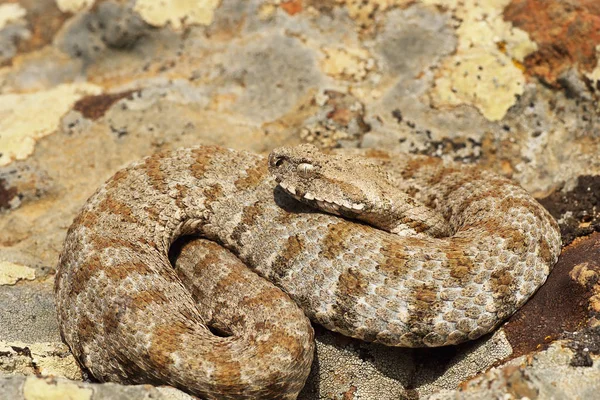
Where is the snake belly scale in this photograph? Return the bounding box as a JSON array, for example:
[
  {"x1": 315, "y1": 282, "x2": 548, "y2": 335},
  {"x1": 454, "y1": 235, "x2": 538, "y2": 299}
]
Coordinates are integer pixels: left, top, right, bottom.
[{"x1": 54, "y1": 144, "x2": 561, "y2": 399}]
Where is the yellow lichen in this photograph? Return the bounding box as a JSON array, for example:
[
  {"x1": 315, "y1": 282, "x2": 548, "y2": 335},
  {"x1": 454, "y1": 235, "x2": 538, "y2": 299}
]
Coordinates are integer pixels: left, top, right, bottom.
[
  {"x1": 134, "y1": 0, "x2": 221, "y2": 29},
  {"x1": 23, "y1": 376, "x2": 92, "y2": 400},
  {"x1": 424, "y1": 0, "x2": 537, "y2": 121},
  {"x1": 335, "y1": 0, "x2": 411, "y2": 29},
  {"x1": 0, "y1": 3, "x2": 26, "y2": 29},
  {"x1": 320, "y1": 47, "x2": 375, "y2": 81},
  {"x1": 55, "y1": 0, "x2": 94, "y2": 13},
  {"x1": 0, "y1": 341, "x2": 82, "y2": 380},
  {"x1": 0, "y1": 261, "x2": 35, "y2": 285},
  {"x1": 0, "y1": 83, "x2": 102, "y2": 167}
]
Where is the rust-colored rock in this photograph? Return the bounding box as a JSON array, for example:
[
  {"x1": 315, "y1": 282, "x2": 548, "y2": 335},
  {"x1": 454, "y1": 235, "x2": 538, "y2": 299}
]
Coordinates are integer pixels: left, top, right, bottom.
[{"x1": 504, "y1": 0, "x2": 600, "y2": 85}]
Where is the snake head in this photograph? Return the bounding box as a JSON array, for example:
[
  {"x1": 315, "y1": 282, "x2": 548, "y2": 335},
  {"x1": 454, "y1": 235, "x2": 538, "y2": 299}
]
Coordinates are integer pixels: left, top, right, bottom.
[{"x1": 268, "y1": 144, "x2": 378, "y2": 215}]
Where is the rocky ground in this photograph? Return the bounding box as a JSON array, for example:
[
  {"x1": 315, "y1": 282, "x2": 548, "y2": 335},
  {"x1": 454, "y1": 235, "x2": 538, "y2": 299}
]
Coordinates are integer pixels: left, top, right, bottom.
[{"x1": 1, "y1": 0, "x2": 599, "y2": 399}]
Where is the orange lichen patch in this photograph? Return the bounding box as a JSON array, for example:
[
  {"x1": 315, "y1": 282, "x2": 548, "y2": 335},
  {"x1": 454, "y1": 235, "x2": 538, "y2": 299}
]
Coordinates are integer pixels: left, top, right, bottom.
[
  {"x1": 73, "y1": 90, "x2": 137, "y2": 120},
  {"x1": 280, "y1": 0, "x2": 303, "y2": 15},
  {"x1": 504, "y1": 0, "x2": 600, "y2": 85}
]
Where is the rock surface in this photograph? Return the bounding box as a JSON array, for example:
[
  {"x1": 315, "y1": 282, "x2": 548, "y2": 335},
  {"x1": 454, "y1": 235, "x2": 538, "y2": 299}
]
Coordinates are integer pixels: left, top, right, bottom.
[{"x1": 1, "y1": 0, "x2": 599, "y2": 399}]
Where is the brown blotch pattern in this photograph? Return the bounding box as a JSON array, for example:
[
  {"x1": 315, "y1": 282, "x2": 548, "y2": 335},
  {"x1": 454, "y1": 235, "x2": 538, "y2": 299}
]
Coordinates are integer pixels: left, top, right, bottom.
[
  {"x1": 231, "y1": 202, "x2": 265, "y2": 244},
  {"x1": 97, "y1": 195, "x2": 138, "y2": 224},
  {"x1": 320, "y1": 222, "x2": 356, "y2": 260},
  {"x1": 148, "y1": 322, "x2": 196, "y2": 369},
  {"x1": 378, "y1": 239, "x2": 411, "y2": 278},
  {"x1": 271, "y1": 235, "x2": 304, "y2": 281},
  {"x1": 406, "y1": 283, "x2": 442, "y2": 334},
  {"x1": 204, "y1": 349, "x2": 244, "y2": 392},
  {"x1": 69, "y1": 254, "x2": 103, "y2": 297},
  {"x1": 72, "y1": 210, "x2": 99, "y2": 229},
  {"x1": 400, "y1": 156, "x2": 441, "y2": 180},
  {"x1": 538, "y1": 238, "x2": 554, "y2": 265},
  {"x1": 234, "y1": 162, "x2": 268, "y2": 190},
  {"x1": 105, "y1": 168, "x2": 131, "y2": 190},
  {"x1": 203, "y1": 184, "x2": 224, "y2": 209},
  {"x1": 443, "y1": 244, "x2": 475, "y2": 283},
  {"x1": 104, "y1": 260, "x2": 152, "y2": 282},
  {"x1": 129, "y1": 289, "x2": 169, "y2": 310},
  {"x1": 190, "y1": 146, "x2": 223, "y2": 179},
  {"x1": 330, "y1": 268, "x2": 369, "y2": 335},
  {"x1": 143, "y1": 152, "x2": 169, "y2": 193}
]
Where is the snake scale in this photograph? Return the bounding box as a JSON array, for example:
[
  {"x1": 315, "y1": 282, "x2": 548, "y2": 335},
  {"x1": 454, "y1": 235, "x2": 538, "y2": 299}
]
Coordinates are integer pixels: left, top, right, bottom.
[{"x1": 54, "y1": 144, "x2": 562, "y2": 399}]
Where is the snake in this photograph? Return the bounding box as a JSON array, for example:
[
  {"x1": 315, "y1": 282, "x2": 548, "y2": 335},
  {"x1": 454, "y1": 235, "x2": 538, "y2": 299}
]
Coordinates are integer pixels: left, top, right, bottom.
[{"x1": 54, "y1": 144, "x2": 562, "y2": 399}]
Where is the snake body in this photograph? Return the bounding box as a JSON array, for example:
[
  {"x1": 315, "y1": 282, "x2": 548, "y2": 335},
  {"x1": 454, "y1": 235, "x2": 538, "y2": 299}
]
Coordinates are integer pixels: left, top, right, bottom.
[{"x1": 54, "y1": 145, "x2": 561, "y2": 399}]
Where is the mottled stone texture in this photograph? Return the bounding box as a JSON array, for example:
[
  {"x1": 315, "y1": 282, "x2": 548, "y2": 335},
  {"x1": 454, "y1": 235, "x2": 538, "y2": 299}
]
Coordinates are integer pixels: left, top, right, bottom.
[{"x1": 0, "y1": 0, "x2": 599, "y2": 399}]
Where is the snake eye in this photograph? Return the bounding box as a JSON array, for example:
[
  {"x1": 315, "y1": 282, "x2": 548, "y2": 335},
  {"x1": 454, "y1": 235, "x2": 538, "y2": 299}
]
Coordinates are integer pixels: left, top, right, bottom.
[
  {"x1": 297, "y1": 163, "x2": 315, "y2": 177},
  {"x1": 273, "y1": 157, "x2": 285, "y2": 167}
]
